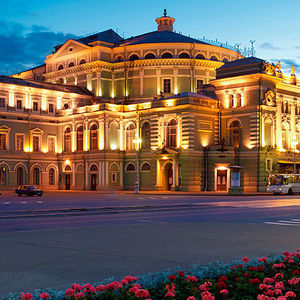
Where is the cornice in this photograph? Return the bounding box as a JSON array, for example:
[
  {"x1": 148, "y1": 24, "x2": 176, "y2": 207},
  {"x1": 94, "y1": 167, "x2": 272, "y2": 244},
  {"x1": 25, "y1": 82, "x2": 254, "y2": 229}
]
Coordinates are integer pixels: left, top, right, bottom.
[{"x1": 44, "y1": 58, "x2": 224, "y2": 79}]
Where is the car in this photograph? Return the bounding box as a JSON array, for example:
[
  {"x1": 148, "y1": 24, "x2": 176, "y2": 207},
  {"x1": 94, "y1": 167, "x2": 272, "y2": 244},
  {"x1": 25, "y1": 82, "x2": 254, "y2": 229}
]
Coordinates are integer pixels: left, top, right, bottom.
[{"x1": 15, "y1": 185, "x2": 43, "y2": 197}]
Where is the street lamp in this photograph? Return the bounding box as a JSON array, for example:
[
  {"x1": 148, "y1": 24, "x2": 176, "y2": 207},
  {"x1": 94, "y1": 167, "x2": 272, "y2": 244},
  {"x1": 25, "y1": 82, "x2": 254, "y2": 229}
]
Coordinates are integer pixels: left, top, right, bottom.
[
  {"x1": 292, "y1": 135, "x2": 298, "y2": 174},
  {"x1": 133, "y1": 136, "x2": 142, "y2": 193}
]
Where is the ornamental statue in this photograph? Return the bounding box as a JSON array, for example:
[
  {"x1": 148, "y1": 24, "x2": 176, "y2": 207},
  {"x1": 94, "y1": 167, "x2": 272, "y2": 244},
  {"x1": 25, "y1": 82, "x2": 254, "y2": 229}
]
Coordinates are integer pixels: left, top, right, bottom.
[{"x1": 264, "y1": 62, "x2": 275, "y2": 75}]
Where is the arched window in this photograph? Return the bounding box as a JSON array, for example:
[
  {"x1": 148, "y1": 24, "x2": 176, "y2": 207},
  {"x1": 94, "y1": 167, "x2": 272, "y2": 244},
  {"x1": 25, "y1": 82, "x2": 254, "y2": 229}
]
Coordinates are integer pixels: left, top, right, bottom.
[
  {"x1": 179, "y1": 52, "x2": 190, "y2": 59},
  {"x1": 222, "y1": 58, "x2": 229, "y2": 63},
  {"x1": 167, "y1": 119, "x2": 177, "y2": 148},
  {"x1": 109, "y1": 122, "x2": 119, "y2": 150},
  {"x1": 126, "y1": 163, "x2": 136, "y2": 171},
  {"x1": 58, "y1": 64, "x2": 64, "y2": 70},
  {"x1": 90, "y1": 164, "x2": 98, "y2": 171},
  {"x1": 17, "y1": 167, "x2": 23, "y2": 185},
  {"x1": 144, "y1": 53, "x2": 155, "y2": 59},
  {"x1": 296, "y1": 126, "x2": 300, "y2": 151},
  {"x1": 195, "y1": 54, "x2": 205, "y2": 60},
  {"x1": 141, "y1": 122, "x2": 151, "y2": 149},
  {"x1": 229, "y1": 121, "x2": 241, "y2": 148},
  {"x1": 115, "y1": 56, "x2": 124, "y2": 62},
  {"x1": 162, "y1": 52, "x2": 173, "y2": 59},
  {"x1": 33, "y1": 167, "x2": 40, "y2": 185},
  {"x1": 210, "y1": 56, "x2": 218, "y2": 61},
  {"x1": 79, "y1": 59, "x2": 86, "y2": 65},
  {"x1": 141, "y1": 162, "x2": 151, "y2": 171},
  {"x1": 65, "y1": 165, "x2": 71, "y2": 172},
  {"x1": 68, "y1": 62, "x2": 75, "y2": 68},
  {"x1": 49, "y1": 168, "x2": 55, "y2": 186},
  {"x1": 126, "y1": 123, "x2": 136, "y2": 150},
  {"x1": 64, "y1": 127, "x2": 71, "y2": 152},
  {"x1": 236, "y1": 94, "x2": 241, "y2": 107},
  {"x1": 77, "y1": 126, "x2": 84, "y2": 151},
  {"x1": 0, "y1": 166, "x2": 6, "y2": 185},
  {"x1": 129, "y1": 54, "x2": 139, "y2": 61},
  {"x1": 264, "y1": 119, "x2": 272, "y2": 146},
  {"x1": 90, "y1": 124, "x2": 98, "y2": 150}
]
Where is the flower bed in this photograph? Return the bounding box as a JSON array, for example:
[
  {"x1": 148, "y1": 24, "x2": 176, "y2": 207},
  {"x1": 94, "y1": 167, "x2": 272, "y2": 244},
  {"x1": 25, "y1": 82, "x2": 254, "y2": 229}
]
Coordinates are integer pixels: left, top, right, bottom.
[{"x1": 8, "y1": 249, "x2": 300, "y2": 300}]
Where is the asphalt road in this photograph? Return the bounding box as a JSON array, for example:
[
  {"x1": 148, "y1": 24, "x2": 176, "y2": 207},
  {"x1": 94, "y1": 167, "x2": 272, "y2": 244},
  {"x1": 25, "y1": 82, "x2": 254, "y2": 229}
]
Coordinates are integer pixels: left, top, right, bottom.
[{"x1": 1, "y1": 192, "x2": 300, "y2": 297}]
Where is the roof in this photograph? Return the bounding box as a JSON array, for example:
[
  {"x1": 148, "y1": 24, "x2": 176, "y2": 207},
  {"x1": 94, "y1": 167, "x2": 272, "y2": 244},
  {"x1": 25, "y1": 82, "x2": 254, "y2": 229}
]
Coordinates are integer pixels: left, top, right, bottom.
[
  {"x1": 0, "y1": 76, "x2": 93, "y2": 96},
  {"x1": 216, "y1": 57, "x2": 266, "y2": 79},
  {"x1": 14, "y1": 64, "x2": 46, "y2": 74},
  {"x1": 118, "y1": 30, "x2": 209, "y2": 46},
  {"x1": 77, "y1": 29, "x2": 123, "y2": 45}
]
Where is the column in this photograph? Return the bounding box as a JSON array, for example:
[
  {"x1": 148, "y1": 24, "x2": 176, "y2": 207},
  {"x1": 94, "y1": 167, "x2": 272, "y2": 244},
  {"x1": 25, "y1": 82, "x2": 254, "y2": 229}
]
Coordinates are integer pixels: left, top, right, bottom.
[
  {"x1": 87, "y1": 73, "x2": 92, "y2": 91},
  {"x1": 276, "y1": 99, "x2": 282, "y2": 148},
  {"x1": 120, "y1": 161, "x2": 123, "y2": 188},
  {"x1": 157, "y1": 68, "x2": 161, "y2": 94},
  {"x1": 120, "y1": 120, "x2": 124, "y2": 150},
  {"x1": 174, "y1": 67, "x2": 178, "y2": 94},
  {"x1": 72, "y1": 123, "x2": 76, "y2": 152},
  {"x1": 104, "y1": 118, "x2": 109, "y2": 150},
  {"x1": 83, "y1": 120, "x2": 89, "y2": 151},
  {"x1": 177, "y1": 115, "x2": 182, "y2": 148},
  {"x1": 96, "y1": 70, "x2": 102, "y2": 97},
  {"x1": 85, "y1": 160, "x2": 88, "y2": 189},
  {"x1": 72, "y1": 164, "x2": 75, "y2": 186},
  {"x1": 158, "y1": 117, "x2": 164, "y2": 148},
  {"x1": 140, "y1": 67, "x2": 144, "y2": 96},
  {"x1": 172, "y1": 159, "x2": 177, "y2": 190},
  {"x1": 156, "y1": 160, "x2": 161, "y2": 189},
  {"x1": 111, "y1": 72, "x2": 115, "y2": 98},
  {"x1": 99, "y1": 118, "x2": 104, "y2": 150},
  {"x1": 291, "y1": 101, "x2": 296, "y2": 139},
  {"x1": 74, "y1": 75, "x2": 78, "y2": 86},
  {"x1": 98, "y1": 161, "x2": 101, "y2": 187}
]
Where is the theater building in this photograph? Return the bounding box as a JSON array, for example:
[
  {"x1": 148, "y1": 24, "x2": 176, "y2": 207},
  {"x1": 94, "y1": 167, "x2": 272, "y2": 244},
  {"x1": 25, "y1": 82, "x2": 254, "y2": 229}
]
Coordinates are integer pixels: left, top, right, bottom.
[{"x1": 1, "y1": 12, "x2": 299, "y2": 192}]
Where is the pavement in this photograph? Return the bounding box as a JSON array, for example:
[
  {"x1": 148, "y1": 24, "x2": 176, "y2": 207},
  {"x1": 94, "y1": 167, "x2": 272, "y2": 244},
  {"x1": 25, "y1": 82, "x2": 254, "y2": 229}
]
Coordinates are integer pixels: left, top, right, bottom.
[{"x1": 1, "y1": 222, "x2": 300, "y2": 297}]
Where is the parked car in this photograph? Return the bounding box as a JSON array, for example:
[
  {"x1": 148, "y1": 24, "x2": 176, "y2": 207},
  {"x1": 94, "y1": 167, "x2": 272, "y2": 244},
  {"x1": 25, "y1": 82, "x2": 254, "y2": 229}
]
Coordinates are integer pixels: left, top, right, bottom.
[{"x1": 15, "y1": 185, "x2": 43, "y2": 196}]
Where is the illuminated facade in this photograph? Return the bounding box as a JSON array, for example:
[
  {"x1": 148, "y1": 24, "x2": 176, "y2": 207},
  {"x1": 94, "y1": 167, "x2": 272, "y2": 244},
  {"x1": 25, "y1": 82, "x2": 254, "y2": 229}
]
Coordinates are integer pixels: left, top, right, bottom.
[{"x1": 2, "y1": 12, "x2": 298, "y2": 191}]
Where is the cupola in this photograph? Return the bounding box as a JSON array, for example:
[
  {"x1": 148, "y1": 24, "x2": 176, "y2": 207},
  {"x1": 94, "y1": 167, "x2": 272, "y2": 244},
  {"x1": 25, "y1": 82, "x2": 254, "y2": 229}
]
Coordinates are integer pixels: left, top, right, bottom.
[{"x1": 155, "y1": 9, "x2": 175, "y2": 32}]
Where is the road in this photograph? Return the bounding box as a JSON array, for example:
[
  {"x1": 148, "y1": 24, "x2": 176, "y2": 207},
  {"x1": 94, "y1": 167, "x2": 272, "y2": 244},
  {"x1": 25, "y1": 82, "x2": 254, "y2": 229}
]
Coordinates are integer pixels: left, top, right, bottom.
[
  {"x1": 1, "y1": 192, "x2": 300, "y2": 297},
  {"x1": 1, "y1": 192, "x2": 300, "y2": 232}
]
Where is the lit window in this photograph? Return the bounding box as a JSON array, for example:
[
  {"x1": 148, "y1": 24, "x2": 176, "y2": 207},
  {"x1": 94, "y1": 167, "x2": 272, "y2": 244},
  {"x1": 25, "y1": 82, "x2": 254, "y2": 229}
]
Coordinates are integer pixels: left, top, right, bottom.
[
  {"x1": 229, "y1": 121, "x2": 241, "y2": 148},
  {"x1": 64, "y1": 127, "x2": 71, "y2": 152},
  {"x1": 77, "y1": 126, "x2": 84, "y2": 151},
  {"x1": 166, "y1": 119, "x2": 177, "y2": 148},
  {"x1": 141, "y1": 162, "x2": 151, "y2": 171},
  {"x1": 16, "y1": 134, "x2": 24, "y2": 151},
  {"x1": 48, "y1": 137, "x2": 55, "y2": 153},
  {"x1": 141, "y1": 122, "x2": 151, "y2": 149},
  {"x1": 33, "y1": 168, "x2": 40, "y2": 185},
  {"x1": 90, "y1": 124, "x2": 98, "y2": 150},
  {"x1": 163, "y1": 79, "x2": 171, "y2": 93},
  {"x1": 126, "y1": 124, "x2": 136, "y2": 150},
  {"x1": 0, "y1": 134, "x2": 6, "y2": 150},
  {"x1": 49, "y1": 168, "x2": 55, "y2": 185},
  {"x1": 49, "y1": 103, "x2": 54, "y2": 113},
  {"x1": 32, "y1": 136, "x2": 40, "y2": 152},
  {"x1": 126, "y1": 163, "x2": 136, "y2": 171},
  {"x1": 196, "y1": 79, "x2": 203, "y2": 92}
]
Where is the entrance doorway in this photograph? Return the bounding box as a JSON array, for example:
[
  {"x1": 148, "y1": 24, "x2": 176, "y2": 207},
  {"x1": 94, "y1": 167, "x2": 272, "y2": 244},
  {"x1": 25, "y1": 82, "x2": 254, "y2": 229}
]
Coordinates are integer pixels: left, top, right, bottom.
[
  {"x1": 91, "y1": 174, "x2": 97, "y2": 190},
  {"x1": 164, "y1": 163, "x2": 173, "y2": 191},
  {"x1": 216, "y1": 169, "x2": 227, "y2": 191},
  {"x1": 65, "y1": 174, "x2": 71, "y2": 190}
]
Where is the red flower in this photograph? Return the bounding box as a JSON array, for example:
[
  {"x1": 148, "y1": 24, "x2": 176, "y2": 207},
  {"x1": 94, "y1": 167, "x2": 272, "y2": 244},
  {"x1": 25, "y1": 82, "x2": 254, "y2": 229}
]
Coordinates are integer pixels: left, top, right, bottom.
[
  {"x1": 135, "y1": 289, "x2": 150, "y2": 298},
  {"x1": 165, "y1": 291, "x2": 175, "y2": 297},
  {"x1": 292, "y1": 269, "x2": 300, "y2": 275},
  {"x1": 21, "y1": 293, "x2": 33, "y2": 300},
  {"x1": 168, "y1": 275, "x2": 176, "y2": 281},
  {"x1": 39, "y1": 293, "x2": 50, "y2": 300},
  {"x1": 74, "y1": 292, "x2": 85, "y2": 299},
  {"x1": 242, "y1": 257, "x2": 250, "y2": 263},
  {"x1": 187, "y1": 297, "x2": 196, "y2": 300},
  {"x1": 220, "y1": 289, "x2": 228, "y2": 295},
  {"x1": 285, "y1": 291, "x2": 296, "y2": 298},
  {"x1": 218, "y1": 275, "x2": 228, "y2": 282},
  {"x1": 217, "y1": 281, "x2": 227, "y2": 289},
  {"x1": 96, "y1": 285, "x2": 105, "y2": 292},
  {"x1": 65, "y1": 289, "x2": 75, "y2": 297},
  {"x1": 177, "y1": 270, "x2": 185, "y2": 277},
  {"x1": 257, "y1": 265, "x2": 264, "y2": 271},
  {"x1": 250, "y1": 278, "x2": 260, "y2": 285}
]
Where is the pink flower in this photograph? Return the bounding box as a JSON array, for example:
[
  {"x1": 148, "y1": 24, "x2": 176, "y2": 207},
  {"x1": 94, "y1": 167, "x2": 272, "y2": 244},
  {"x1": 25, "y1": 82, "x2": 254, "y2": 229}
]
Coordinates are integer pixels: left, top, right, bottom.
[
  {"x1": 123, "y1": 275, "x2": 138, "y2": 283},
  {"x1": 201, "y1": 291, "x2": 215, "y2": 300},
  {"x1": 275, "y1": 281, "x2": 284, "y2": 290},
  {"x1": 277, "y1": 297, "x2": 287, "y2": 300},
  {"x1": 275, "y1": 273, "x2": 284, "y2": 280},
  {"x1": 285, "y1": 291, "x2": 296, "y2": 298},
  {"x1": 39, "y1": 293, "x2": 50, "y2": 300},
  {"x1": 83, "y1": 283, "x2": 95, "y2": 294},
  {"x1": 105, "y1": 281, "x2": 120, "y2": 290},
  {"x1": 258, "y1": 257, "x2": 268, "y2": 262},
  {"x1": 65, "y1": 288, "x2": 75, "y2": 297},
  {"x1": 96, "y1": 285, "x2": 105, "y2": 292},
  {"x1": 220, "y1": 289, "x2": 228, "y2": 295},
  {"x1": 165, "y1": 291, "x2": 175, "y2": 297},
  {"x1": 135, "y1": 289, "x2": 150, "y2": 298},
  {"x1": 74, "y1": 292, "x2": 85, "y2": 299},
  {"x1": 257, "y1": 295, "x2": 270, "y2": 300},
  {"x1": 166, "y1": 283, "x2": 175, "y2": 293},
  {"x1": 187, "y1": 297, "x2": 197, "y2": 300},
  {"x1": 71, "y1": 284, "x2": 83, "y2": 291},
  {"x1": 242, "y1": 257, "x2": 250, "y2": 263},
  {"x1": 274, "y1": 289, "x2": 282, "y2": 295},
  {"x1": 263, "y1": 278, "x2": 274, "y2": 284},
  {"x1": 186, "y1": 275, "x2": 198, "y2": 283},
  {"x1": 21, "y1": 293, "x2": 33, "y2": 300}
]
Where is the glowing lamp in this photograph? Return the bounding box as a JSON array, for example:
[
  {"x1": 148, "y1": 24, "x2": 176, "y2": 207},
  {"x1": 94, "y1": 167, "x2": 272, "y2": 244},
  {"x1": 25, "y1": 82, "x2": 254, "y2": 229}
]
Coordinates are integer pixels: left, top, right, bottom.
[
  {"x1": 65, "y1": 159, "x2": 71, "y2": 165},
  {"x1": 162, "y1": 156, "x2": 168, "y2": 160}
]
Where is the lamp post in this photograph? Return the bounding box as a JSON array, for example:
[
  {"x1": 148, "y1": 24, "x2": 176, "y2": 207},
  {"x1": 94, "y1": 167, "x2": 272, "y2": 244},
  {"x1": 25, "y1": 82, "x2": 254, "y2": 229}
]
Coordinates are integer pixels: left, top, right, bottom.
[
  {"x1": 292, "y1": 135, "x2": 298, "y2": 174},
  {"x1": 133, "y1": 136, "x2": 142, "y2": 193}
]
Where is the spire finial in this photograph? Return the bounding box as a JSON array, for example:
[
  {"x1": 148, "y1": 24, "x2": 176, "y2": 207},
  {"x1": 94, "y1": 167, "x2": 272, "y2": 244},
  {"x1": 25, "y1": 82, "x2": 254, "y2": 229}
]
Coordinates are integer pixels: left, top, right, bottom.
[{"x1": 163, "y1": 9, "x2": 167, "y2": 16}]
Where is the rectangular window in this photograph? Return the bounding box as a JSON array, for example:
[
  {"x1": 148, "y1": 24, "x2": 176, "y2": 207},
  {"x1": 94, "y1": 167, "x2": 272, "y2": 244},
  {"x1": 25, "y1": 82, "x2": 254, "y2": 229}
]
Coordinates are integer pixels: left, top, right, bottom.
[
  {"x1": 163, "y1": 79, "x2": 171, "y2": 93},
  {"x1": 33, "y1": 102, "x2": 38, "y2": 111},
  {"x1": 49, "y1": 103, "x2": 54, "y2": 113},
  {"x1": 32, "y1": 136, "x2": 39, "y2": 152},
  {"x1": 0, "y1": 134, "x2": 6, "y2": 150},
  {"x1": 16, "y1": 134, "x2": 24, "y2": 151},
  {"x1": 0, "y1": 98, "x2": 5, "y2": 108},
  {"x1": 196, "y1": 79, "x2": 204, "y2": 91},
  {"x1": 48, "y1": 136, "x2": 55, "y2": 153},
  {"x1": 16, "y1": 100, "x2": 22, "y2": 110}
]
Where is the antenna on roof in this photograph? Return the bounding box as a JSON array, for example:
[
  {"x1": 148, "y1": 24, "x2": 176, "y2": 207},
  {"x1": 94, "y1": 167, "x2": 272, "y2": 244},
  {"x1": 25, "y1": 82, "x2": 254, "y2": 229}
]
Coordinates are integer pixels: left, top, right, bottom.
[
  {"x1": 250, "y1": 40, "x2": 256, "y2": 57},
  {"x1": 164, "y1": 9, "x2": 167, "y2": 16}
]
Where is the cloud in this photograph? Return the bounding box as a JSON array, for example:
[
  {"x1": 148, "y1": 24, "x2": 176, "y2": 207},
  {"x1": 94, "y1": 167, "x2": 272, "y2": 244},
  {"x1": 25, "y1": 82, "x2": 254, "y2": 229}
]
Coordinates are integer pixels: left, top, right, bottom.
[
  {"x1": 260, "y1": 42, "x2": 281, "y2": 50},
  {"x1": 0, "y1": 21, "x2": 78, "y2": 75},
  {"x1": 270, "y1": 58, "x2": 300, "y2": 73}
]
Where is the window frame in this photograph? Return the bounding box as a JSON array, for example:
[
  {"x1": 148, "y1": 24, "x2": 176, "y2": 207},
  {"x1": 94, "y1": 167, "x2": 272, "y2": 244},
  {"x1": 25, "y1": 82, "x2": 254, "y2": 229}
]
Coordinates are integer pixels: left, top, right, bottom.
[
  {"x1": 163, "y1": 78, "x2": 172, "y2": 94},
  {"x1": 15, "y1": 133, "x2": 25, "y2": 152},
  {"x1": 47, "y1": 135, "x2": 56, "y2": 153}
]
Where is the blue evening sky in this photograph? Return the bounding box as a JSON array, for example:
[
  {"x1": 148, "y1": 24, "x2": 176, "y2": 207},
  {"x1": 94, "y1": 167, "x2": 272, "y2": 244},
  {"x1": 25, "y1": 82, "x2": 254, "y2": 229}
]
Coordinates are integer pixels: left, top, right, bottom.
[{"x1": 0, "y1": 0, "x2": 299, "y2": 75}]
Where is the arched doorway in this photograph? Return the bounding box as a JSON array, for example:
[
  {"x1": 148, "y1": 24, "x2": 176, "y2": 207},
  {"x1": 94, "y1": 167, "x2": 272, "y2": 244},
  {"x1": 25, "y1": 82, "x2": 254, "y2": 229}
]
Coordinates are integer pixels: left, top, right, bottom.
[
  {"x1": 0, "y1": 166, "x2": 6, "y2": 185},
  {"x1": 65, "y1": 165, "x2": 71, "y2": 190},
  {"x1": 17, "y1": 167, "x2": 24, "y2": 185},
  {"x1": 164, "y1": 162, "x2": 173, "y2": 191},
  {"x1": 90, "y1": 164, "x2": 98, "y2": 190},
  {"x1": 33, "y1": 167, "x2": 40, "y2": 185}
]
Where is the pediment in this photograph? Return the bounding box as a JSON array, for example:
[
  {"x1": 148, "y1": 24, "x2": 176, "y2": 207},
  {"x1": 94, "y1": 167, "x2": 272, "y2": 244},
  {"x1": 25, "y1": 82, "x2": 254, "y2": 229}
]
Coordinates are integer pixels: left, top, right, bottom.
[
  {"x1": 154, "y1": 147, "x2": 179, "y2": 155},
  {"x1": 0, "y1": 125, "x2": 11, "y2": 132},
  {"x1": 49, "y1": 39, "x2": 91, "y2": 61},
  {"x1": 30, "y1": 128, "x2": 43, "y2": 135}
]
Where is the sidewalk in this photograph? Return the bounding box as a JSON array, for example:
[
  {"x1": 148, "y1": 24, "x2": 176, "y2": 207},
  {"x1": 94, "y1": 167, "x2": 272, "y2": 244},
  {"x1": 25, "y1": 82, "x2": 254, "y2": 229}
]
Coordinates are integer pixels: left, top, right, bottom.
[{"x1": 1, "y1": 222, "x2": 299, "y2": 297}]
